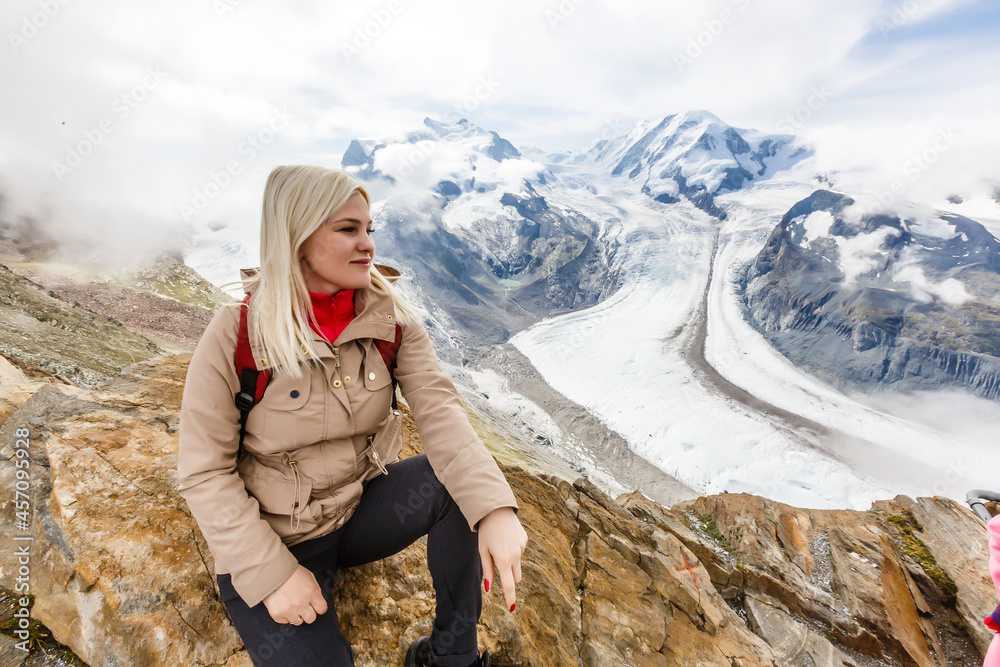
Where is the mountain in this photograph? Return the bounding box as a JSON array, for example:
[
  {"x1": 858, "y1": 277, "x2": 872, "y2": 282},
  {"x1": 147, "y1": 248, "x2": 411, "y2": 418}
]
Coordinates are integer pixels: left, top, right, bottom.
[
  {"x1": 587, "y1": 110, "x2": 808, "y2": 218},
  {"x1": 341, "y1": 113, "x2": 808, "y2": 356},
  {"x1": 742, "y1": 190, "x2": 1000, "y2": 399},
  {"x1": 342, "y1": 117, "x2": 625, "y2": 355},
  {"x1": 328, "y1": 113, "x2": 1000, "y2": 509}
]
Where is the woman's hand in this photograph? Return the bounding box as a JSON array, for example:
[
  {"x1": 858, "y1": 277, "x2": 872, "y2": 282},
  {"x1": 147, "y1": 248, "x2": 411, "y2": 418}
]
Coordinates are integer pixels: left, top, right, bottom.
[
  {"x1": 262, "y1": 565, "x2": 329, "y2": 625},
  {"x1": 478, "y1": 507, "x2": 528, "y2": 611}
]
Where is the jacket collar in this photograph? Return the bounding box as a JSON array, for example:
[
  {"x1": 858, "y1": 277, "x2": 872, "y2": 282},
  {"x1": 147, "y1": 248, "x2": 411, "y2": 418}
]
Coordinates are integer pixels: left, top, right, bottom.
[{"x1": 239, "y1": 268, "x2": 398, "y2": 369}]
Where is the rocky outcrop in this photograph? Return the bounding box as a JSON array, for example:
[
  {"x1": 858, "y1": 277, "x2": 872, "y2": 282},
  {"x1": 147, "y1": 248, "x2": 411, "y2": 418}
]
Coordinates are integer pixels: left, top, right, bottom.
[
  {"x1": 10, "y1": 266, "x2": 214, "y2": 354},
  {"x1": 0, "y1": 355, "x2": 39, "y2": 427},
  {"x1": 1, "y1": 353, "x2": 996, "y2": 666},
  {"x1": 0, "y1": 263, "x2": 162, "y2": 387},
  {"x1": 742, "y1": 189, "x2": 1000, "y2": 399},
  {"x1": 659, "y1": 493, "x2": 993, "y2": 666}
]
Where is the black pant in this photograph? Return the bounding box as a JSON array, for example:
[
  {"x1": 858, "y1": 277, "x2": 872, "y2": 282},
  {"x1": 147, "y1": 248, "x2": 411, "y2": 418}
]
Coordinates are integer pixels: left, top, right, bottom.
[{"x1": 217, "y1": 454, "x2": 482, "y2": 667}]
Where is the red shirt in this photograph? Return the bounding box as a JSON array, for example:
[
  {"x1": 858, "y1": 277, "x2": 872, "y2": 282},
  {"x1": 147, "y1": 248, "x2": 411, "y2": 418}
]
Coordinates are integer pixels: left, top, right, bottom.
[{"x1": 308, "y1": 289, "x2": 355, "y2": 343}]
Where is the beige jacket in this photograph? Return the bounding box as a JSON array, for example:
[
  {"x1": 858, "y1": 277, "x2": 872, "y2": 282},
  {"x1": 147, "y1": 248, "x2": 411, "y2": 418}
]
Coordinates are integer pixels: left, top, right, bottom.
[{"x1": 177, "y1": 281, "x2": 517, "y2": 608}]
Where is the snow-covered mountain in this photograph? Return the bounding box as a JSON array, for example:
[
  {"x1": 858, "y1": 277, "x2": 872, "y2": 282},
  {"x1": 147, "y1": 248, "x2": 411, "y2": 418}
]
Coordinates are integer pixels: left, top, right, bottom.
[
  {"x1": 327, "y1": 112, "x2": 1000, "y2": 508},
  {"x1": 187, "y1": 111, "x2": 1000, "y2": 510},
  {"x1": 588, "y1": 110, "x2": 808, "y2": 218},
  {"x1": 743, "y1": 190, "x2": 1000, "y2": 399},
  {"x1": 342, "y1": 117, "x2": 626, "y2": 355},
  {"x1": 343, "y1": 113, "x2": 810, "y2": 352}
]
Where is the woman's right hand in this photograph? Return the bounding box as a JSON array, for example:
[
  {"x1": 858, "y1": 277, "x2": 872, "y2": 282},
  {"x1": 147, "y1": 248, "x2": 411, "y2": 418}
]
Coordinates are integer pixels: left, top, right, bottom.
[{"x1": 262, "y1": 565, "x2": 329, "y2": 625}]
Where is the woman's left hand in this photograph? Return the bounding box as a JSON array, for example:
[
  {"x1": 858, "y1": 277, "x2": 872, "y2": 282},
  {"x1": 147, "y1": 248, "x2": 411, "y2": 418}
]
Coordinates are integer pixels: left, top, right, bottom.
[{"x1": 478, "y1": 507, "x2": 528, "y2": 611}]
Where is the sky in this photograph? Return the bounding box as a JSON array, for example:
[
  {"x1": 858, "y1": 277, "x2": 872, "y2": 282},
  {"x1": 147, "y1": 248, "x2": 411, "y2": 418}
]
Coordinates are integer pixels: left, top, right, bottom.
[{"x1": 1, "y1": 0, "x2": 999, "y2": 267}]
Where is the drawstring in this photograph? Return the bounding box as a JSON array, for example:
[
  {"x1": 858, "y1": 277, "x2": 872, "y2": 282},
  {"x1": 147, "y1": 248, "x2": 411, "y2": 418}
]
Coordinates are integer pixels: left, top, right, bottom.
[
  {"x1": 367, "y1": 435, "x2": 389, "y2": 475},
  {"x1": 283, "y1": 454, "x2": 302, "y2": 532}
]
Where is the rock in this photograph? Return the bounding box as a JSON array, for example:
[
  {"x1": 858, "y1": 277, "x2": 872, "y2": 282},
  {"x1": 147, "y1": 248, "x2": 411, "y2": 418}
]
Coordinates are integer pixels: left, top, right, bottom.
[
  {"x1": 0, "y1": 360, "x2": 245, "y2": 667},
  {"x1": 10, "y1": 267, "x2": 214, "y2": 353},
  {"x1": 0, "y1": 355, "x2": 40, "y2": 429},
  {"x1": 874, "y1": 496, "x2": 996, "y2": 662},
  {"x1": 0, "y1": 633, "x2": 28, "y2": 667},
  {"x1": 0, "y1": 353, "x2": 995, "y2": 666},
  {"x1": 744, "y1": 592, "x2": 855, "y2": 666},
  {"x1": 674, "y1": 493, "x2": 990, "y2": 666},
  {"x1": 0, "y1": 264, "x2": 161, "y2": 387}
]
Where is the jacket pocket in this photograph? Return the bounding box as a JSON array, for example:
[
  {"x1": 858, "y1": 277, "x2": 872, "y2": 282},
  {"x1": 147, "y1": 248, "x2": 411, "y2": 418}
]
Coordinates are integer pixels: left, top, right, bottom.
[
  {"x1": 237, "y1": 456, "x2": 313, "y2": 516},
  {"x1": 260, "y1": 373, "x2": 322, "y2": 452},
  {"x1": 364, "y1": 409, "x2": 403, "y2": 479},
  {"x1": 362, "y1": 340, "x2": 393, "y2": 392}
]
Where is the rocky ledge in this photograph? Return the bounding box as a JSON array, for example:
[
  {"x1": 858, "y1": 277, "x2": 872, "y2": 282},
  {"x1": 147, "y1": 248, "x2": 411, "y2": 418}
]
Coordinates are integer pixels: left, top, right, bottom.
[{"x1": 0, "y1": 354, "x2": 996, "y2": 666}]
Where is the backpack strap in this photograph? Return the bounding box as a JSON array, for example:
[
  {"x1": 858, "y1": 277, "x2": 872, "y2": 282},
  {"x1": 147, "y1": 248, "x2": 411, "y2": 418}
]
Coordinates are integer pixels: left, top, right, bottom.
[
  {"x1": 374, "y1": 324, "x2": 403, "y2": 409},
  {"x1": 234, "y1": 295, "x2": 271, "y2": 450}
]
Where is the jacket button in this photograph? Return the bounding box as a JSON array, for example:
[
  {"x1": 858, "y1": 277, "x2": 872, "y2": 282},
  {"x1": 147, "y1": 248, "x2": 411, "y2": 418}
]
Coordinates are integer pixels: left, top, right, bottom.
[
  {"x1": 301, "y1": 346, "x2": 308, "y2": 354},
  {"x1": 344, "y1": 376, "x2": 351, "y2": 383},
  {"x1": 259, "y1": 358, "x2": 267, "y2": 366},
  {"x1": 368, "y1": 371, "x2": 376, "y2": 381},
  {"x1": 387, "y1": 314, "x2": 393, "y2": 320},
  {"x1": 333, "y1": 380, "x2": 342, "y2": 388},
  {"x1": 290, "y1": 390, "x2": 299, "y2": 398}
]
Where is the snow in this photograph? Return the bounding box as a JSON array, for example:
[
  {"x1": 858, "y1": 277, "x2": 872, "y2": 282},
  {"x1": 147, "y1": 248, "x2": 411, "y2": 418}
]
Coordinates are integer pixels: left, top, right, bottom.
[
  {"x1": 592, "y1": 111, "x2": 803, "y2": 197},
  {"x1": 799, "y1": 210, "x2": 835, "y2": 246},
  {"x1": 514, "y1": 166, "x2": 999, "y2": 509},
  {"x1": 910, "y1": 216, "x2": 959, "y2": 239},
  {"x1": 511, "y1": 172, "x2": 885, "y2": 509},
  {"x1": 441, "y1": 192, "x2": 510, "y2": 231},
  {"x1": 185, "y1": 114, "x2": 1000, "y2": 511},
  {"x1": 706, "y1": 182, "x2": 998, "y2": 506}
]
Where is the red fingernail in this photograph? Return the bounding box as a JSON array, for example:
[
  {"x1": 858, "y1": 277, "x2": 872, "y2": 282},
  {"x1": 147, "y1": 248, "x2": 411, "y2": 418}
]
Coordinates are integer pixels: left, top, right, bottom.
[
  {"x1": 484, "y1": 579, "x2": 490, "y2": 592},
  {"x1": 509, "y1": 603, "x2": 516, "y2": 612}
]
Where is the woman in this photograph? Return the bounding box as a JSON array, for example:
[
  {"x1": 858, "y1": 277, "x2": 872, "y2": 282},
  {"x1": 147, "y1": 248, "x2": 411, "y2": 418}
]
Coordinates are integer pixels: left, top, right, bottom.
[{"x1": 177, "y1": 165, "x2": 527, "y2": 667}]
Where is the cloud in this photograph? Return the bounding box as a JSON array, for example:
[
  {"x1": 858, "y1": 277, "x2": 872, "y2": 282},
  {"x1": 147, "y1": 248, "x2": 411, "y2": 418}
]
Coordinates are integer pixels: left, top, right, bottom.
[
  {"x1": 894, "y1": 264, "x2": 971, "y2": 306},
  {"x1": 835, "y1": 226, "x2": 901, "y2": 286},
  {"x1": 1, "y1": 0, "x2": 998, "y2": 271}
]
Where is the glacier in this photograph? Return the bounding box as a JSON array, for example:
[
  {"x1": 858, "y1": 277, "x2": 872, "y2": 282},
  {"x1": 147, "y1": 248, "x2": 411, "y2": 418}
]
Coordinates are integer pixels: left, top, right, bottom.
[{"x1": 185, "y1": 112, "x2": 1000, "y2": 510}]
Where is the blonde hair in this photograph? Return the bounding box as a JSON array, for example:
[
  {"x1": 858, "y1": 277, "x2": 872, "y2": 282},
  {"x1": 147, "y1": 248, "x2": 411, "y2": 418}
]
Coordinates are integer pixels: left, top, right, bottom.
[{"x1": 241, "y1": 165, "x2": 418, "y2": 377}]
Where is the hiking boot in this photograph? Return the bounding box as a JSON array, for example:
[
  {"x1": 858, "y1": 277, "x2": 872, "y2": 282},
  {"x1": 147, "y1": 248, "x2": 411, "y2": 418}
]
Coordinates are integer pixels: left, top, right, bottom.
[{"x1": 404, "y1": 636, "x2": 490, "y2": 667}]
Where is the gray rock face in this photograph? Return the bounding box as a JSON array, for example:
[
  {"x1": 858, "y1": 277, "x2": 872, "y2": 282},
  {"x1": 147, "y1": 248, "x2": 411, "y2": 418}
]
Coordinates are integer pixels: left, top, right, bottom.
[
  {"x1": 371, "y1": 194, "x2": 619, "y2": 354},
  {"x1": 484, "y1": 131, "x2": 521, "y2": 162},
  {"x1": 742, "y1": 189, "x2": 1000, "y2": 399}
]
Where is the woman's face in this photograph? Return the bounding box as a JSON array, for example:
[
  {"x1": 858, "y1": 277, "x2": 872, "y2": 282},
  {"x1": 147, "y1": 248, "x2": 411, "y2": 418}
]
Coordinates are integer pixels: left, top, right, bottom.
[{"x1": 299, "y1": 192, "x2": 375, "y2": 294}]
